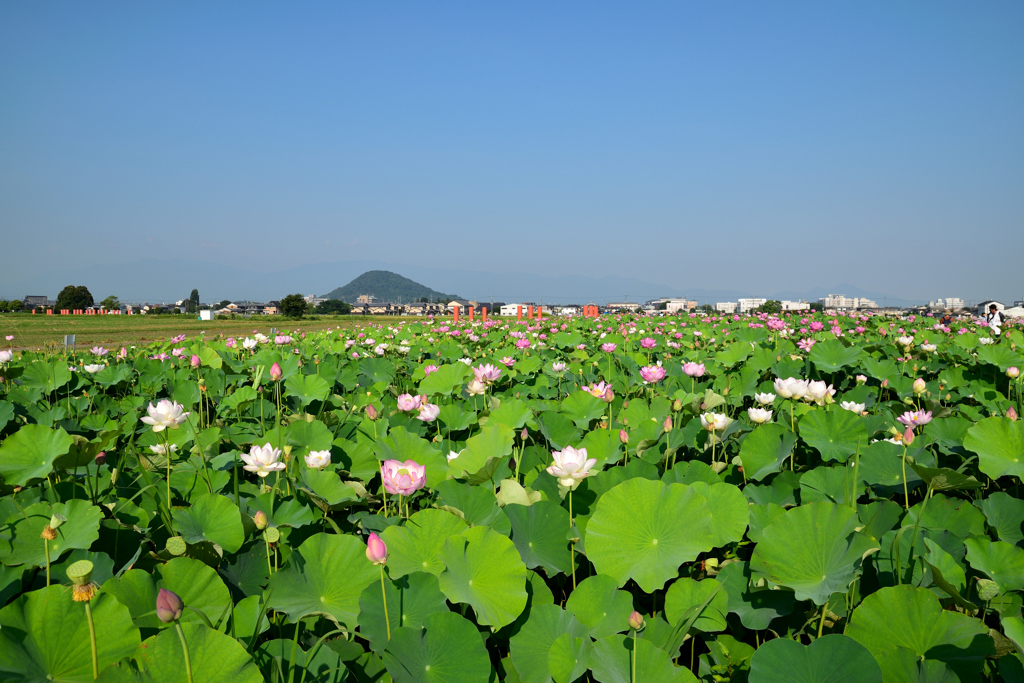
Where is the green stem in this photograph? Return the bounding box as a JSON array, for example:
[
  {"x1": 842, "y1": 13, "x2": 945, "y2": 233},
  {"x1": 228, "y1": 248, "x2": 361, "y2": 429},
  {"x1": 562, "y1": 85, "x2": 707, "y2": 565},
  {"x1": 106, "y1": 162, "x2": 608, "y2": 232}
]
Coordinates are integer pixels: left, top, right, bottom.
[
  {"x1": 631, "y1": 630, "x2": 637, "y2": 683},
  {"x1": 85, "y1": 601, "x2": 98, "y2": 680},
  {"x1": 164, "y1": 432, "x2": 173, "y2": 511},
  {"x1": 174, "y1": 621, "x2": 194, "y2": 683},
  {"x1": 901, "y1": 447, "x2": 909, "y2": 511},
  {"x1": 289, "y1": 618, "x2": 302, "y2": 683},
  {"x1": 44, "y1": 539, "x2": 51, "y2": 587},
  {"x1": 569, "y1": 489, "x2": 576, "y2": 589},
  {"x1": 818, "y1": 602, "x2": 827, "y2": 638},
  {"x1": 380, "y1": 565, "x2": 392, "y2": 641}
]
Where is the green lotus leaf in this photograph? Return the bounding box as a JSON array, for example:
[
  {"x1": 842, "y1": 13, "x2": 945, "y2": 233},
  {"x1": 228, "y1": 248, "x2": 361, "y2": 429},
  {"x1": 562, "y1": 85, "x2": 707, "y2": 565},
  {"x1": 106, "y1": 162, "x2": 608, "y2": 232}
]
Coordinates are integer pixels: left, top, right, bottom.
[
  {"x1": 438, "y1": 404, "x2": 476, "y2": 431},
  {"x1": 171, "y1": 493, "x2": 245, "y2": 554},
  {"x1": 559, "y1": 391, "x2": 606, "y2": 429},
  {"x1": 664, "y1": 577, "x2": 729, "y2": 633},
  {"x1": 589, "y1": 634, "x2": 697, "y2": 683},
  {"x1": 417, "y1": 363, "x2": 473, "y2": 397},
  {"x1": 131, "y1": 622, "x2": 263, "y2": 683},
  {"x1": 505, "y1": 499, "x2": 572, "y2": 575},
  {"x1": 715, "y1": 342, "x2": 751, "y2": 368},
  {"x1": 809, "y1": 340, "x2": 865, "y2": 373},
  {"x1": 380, "y1": 508, "x2": 469, "y2": 578},
  {"x1": 799, "y1": 409, "x2": 868, "y2": 463},
  {"x1": 284, "y1": 419, "x2": 334, "y2": 458},
  {"x1": 586, "y1": 478, "x2": 715, "y2": 592},
  {"x1": 965, "y1": 536, "x2": 1024, "y2": 594},
  {"x1": 800, "y1": 465, "x2": 865, "y2": 505},
  {"x1": 383, "y1": 611, "x2": 492, "y2": 683},
  {"x1": 509, "y1": 604, "x2": 590, "y2": 683},
  {"x1": 976, "y1": 344, "x2": 1023, "y2": 371},
  {"x1": 487, "y1": 398, "x2": 534, "y2": 430},
  {"x1": 267, "y1": 533, "x2": 379, "y2": 628},
  {"x1": 376, "y1": 427, "x2": 448, "y2": 488},
  {"x1": 963, "y1": 416, "x2": 1024, "y2": 480},
  {"x1": 750, "y1": 502, "x2": 878, "y2": 605},
  {"x1": 975, "y1": 491, "x2": 1024, "y2": 544},
  {"x1": 358, "y1": 571, "x2": 450, "y2": 654},
  {"x1": 748, "y1": 634, "x2": 882, "y2": 683},
  {"x1": 0, "y1": 424, "x2": 74, "y2": 486},
  {"x1": 284, "y1": 373, "x2": 331, "y2": 407},
  {"x1": 254, "y1": 637, "x2": 346, "y2": 683},
  {"x1": 747, "y1": 504, "x2": 787, "y2": 544},
  {"x1": 924, "y1": 538, "x2": 967, "y2": 595},
  {"x1": 0, "y1": 585, "x2": 140, "y2": 681},
  {"x1": 1, "y1": 499, "x2": 103, "y2": 568},
  {"x1": 739, "y1": 424, "x2": 796, "y2": 481},
  {"x1": 19, "y1": 361, "x2": 72, "y2": 395},
  {"x1": 535, "y1": 411, "x2": 581, "y2": 451},
  {"x1": 434, "y1": 480, "x2": 511, "y2": 534},
  {"x1": 547, "y1": 632, "x2": 591, "y2": 683},
  {"x1": 687, "y1": 481, "x2": 748, "y2": 547},
  {"x1": 846, "y1": 585, "x2": 993, "y2": 680},
  {"x1": 437, "y1": 526, "x2": 528, "y2": 628},
  {"x1": 449, "y1": 424, "x2": 513, "y2": 484},
  {"x1": 564, "y1": 573, "x2": 635, "y2": 639},
  {"x1": 905, "y1": 494, "x2": 986, "y2": 539},
  {"x1": 102, "y1": 556, "x2": 232, "y2": 630},
  {"x1": 299, "y1": 468, "x2": 359, "y2": 508}
]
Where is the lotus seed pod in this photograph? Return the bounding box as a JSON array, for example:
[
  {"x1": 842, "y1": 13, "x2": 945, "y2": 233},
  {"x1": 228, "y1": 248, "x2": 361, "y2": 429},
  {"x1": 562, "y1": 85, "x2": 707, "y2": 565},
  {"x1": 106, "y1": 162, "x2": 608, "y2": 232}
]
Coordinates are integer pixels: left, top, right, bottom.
[
  {"x1": 628, "y1": 611, "x2": 645, "y2": 631},
  {"x1": 156, "y1": 588, "x2": 184, "y2": 623},
  {"x1": 264, "y1": 527, "x2": 281, "y2": 543},
  {"x1": 977, "y1": 579, "x2": 1000, "y2": 601},
  {"x1": 48, "y1": 513, "x2": 67, "y2": 530},
  {"x1": 253, "y1": 510, "x2": 269, "y2": 530},
  {"x1": 166, "y1": 536, "x2": 187, "y2": 556},
  {"x1": 68, "y1": 560, "x2": 98, "y2": 602}
]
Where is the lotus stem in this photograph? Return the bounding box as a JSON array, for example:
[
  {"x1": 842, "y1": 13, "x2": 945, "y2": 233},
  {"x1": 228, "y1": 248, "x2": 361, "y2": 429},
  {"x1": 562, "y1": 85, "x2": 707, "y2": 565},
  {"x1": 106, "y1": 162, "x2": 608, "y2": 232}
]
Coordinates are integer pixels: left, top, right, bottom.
[
  {"x1": 85, "y1": 601, "x2": 98, "y2": 679},
  {"x1": 569, "y1": 489, "x2": 576, "y2": 589},
  {"x1": 164, "y1": 432, "x2": 172, "y2": 510},
  {"x1": 44, "y1": 539, "x2": 51, "y2": 587},
  {"x1": 631, "y1": 629, "x2": 637, "y2": 683},
  {"x1": 174, "y1": 620, "x2": 194, "y2": 683},
  {"x1": 380, "y1": 565, "x2": 391, "y2": 641},
  {"x1": 817, "y1": 603, "x2": 827, "y2": 638},
  {"x1": 901, "y1": 446, "x2": 909, "y2": 511}
]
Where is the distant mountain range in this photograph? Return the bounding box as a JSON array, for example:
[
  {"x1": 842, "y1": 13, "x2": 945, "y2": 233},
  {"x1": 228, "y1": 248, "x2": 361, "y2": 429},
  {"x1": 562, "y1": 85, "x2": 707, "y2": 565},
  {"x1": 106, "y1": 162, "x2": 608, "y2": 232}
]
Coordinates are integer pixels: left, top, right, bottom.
[
  {"x1": 323, "y1": 270, "x2": 460, "y2": 304},
  {"x1": 1, "y1": 257, "x2": 931, "y2": 307}
]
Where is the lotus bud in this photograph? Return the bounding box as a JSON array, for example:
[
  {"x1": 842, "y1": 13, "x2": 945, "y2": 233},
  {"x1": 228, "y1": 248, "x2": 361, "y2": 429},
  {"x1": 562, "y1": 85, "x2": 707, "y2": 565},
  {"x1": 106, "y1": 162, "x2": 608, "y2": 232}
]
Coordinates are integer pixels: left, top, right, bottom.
[
  {"x1": 190, "y1": 354, "x2": 201, "y2": 368},
  {"x1": 366, "y1": 532, "x2": 388, "y2": 565},
  {"x1": 366, "y1": 404, "x2": 378, "y2": 421},
  {"x1": 603, "y1": 387, "x2": 614, "y2": 403},
  {"x1": 619, "y1": 429, "x2": 629, "y2": 444},
  {"x1": 628, "y1": 611, "x2": 645, "y2": 631},
  {"x1": 663, "y1": 415, "x2": 673, "y2": 432},
  {"x1": 1008, "y1": 367, "x2": 1020, "y2": 379},
  {"x1": 903, "y1": 427, "x2": 915, "y2": 445},
  {"x1": 521, "y1": 427, "x2": 529, "y2": 441},
  {"x1": 672, "y1": 399, "x2": 682, "y2": 412},
  {"x1": 253, "y1": 510, "x2": 269, "y2": 530},
  {"x1": 1008, "y1": 406, "x2": 1018, "y2": 422},
  {"x1": 156, "y1": 588, "x2": 184, "y2": 623},
  {"x1": 912, "y1": 378, "x2": 926, "y2": 395},
  {"x1": 881, "y1": 379, "x2": 888, "y2": 388},
  {"x1": 945, "y1": 393, "x2": 951, "y2": 401},
  {"x1": 855, "y1": 375, "x2": 867, "y2": 383},
  {"x1": 68, "y1": 560, "x2": 97, "y2": 602},
  {"x1": 269, "y1": 362, "x2": 283, "y2": 381}
]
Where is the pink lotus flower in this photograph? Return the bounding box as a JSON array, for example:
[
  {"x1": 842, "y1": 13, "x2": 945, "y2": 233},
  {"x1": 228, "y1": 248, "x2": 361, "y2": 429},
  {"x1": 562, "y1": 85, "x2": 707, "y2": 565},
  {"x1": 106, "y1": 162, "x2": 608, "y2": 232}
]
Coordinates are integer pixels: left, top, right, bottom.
[
  {"x1": 171, "y1": 334, "x2": 187, "y2": 343},
  {"x1": 473, "y1": 364, "x2": 502, "y2": 384},
  {"x1": 424, "y1": 364, "x2": 439, "y2": 375},
  {"x1": 416, "y1": 402, "x2": 440, "y2": 422},
  {"x1": 515, "y1": 339, "x2": 532, "y2": 350},
  {"x1": 798, "y1": 338, "x2": 816, "y2": 352},
  {"x1": 585, "y1": 381, "x2": 611, "y2": 398},
  {"x1": 546, "y1": 446, "x2": 596, "y2": 488},
  {"x1": 225, "y1": 337, "x2": 237, "y2": 349},
  {"x1": 190, "y1": 354, "x2": 201, "y2": 368},
  {"x1": 117, "y1": 347, "x2": 128, "y2": 359},
  {"x1": 682, "y1": 362, "x2": 705, "y2": 377},
  {"x1": 269, "y1": 362, "x2": 283, "y2": 381},
  {"x1": 640, "y1": 337, "x2": 656, "y2": 349},
  {"x1": 381, "y1": 459, "x2": 426, "y2": 495},
  {"x1": 601, "y1": 343, "x2": 617, "y2": 353},
  {"x1": 396, "y1": 393, "x2": 423, "y2": 412},
  {"x1": 500, "y1": 356, "x2": 515, "y2": 367},
  {"x1": 639, "y1": 363, "x2": 665, "y2": 384},
  {"x1": 366, "y1": 532, "x2": 388, "y2": 565},
  {"x1": 91, "y1": 346, "x2": 109, "y2": 357},
  {"x1": 897, "y1": 410, "x2": 933, "y2": 428}
]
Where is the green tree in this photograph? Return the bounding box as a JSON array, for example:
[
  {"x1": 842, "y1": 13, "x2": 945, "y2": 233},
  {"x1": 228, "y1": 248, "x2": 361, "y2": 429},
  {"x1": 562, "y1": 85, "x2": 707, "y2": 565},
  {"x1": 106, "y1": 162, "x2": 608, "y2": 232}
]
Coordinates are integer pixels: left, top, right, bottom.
[
  {"x1": 808, "y1": 302, "x2": 824, "y2": 312},
  {"x1": 55, "y1": 285, "x2": 94, "y2": 312},
  {"x1": 100, "y1": 295, "x2": 120, "y2": 310},
  {"x1": 218, "y1": 299, "x2": 232, "y2": 309},
  {"x1": 279, "y1": 293, "x2": 307, "y2": 318},
  {"x1": 317, "y1": 299, "x2": 352, "y2": 315},
  {"x1": 187, "y1": 289, "x2": 200, "y2": 314},
  {"x1": 755, "y1": 300, "x2": 783, "y2": 315}
]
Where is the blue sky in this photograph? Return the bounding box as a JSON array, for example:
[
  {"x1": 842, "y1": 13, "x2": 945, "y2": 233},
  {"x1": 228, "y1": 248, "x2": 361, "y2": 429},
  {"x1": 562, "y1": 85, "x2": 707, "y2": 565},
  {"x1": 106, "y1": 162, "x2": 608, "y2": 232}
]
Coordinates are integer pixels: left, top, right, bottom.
[{"x1": 1, "y1": 2, "x2": 1022, "y2": 302}]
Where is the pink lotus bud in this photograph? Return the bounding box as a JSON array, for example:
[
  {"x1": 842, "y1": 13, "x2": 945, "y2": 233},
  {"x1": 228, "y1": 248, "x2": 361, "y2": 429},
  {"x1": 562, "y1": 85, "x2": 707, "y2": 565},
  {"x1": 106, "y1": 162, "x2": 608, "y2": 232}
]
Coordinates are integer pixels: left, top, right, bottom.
[
  {"x1": 672, "y1": 399, "x2": 682, "y2": 412},
  {"x1": 628, "y1": 611, "x2": 645, "y2": 630},
  {"x1": 603, "y1": 387, "x2": 614, "y2": 403},
  {"x1": 95, "y1": 451, "x2": 107, "y2": 466},
  {"x1": 253, "y1": 510, "x2": 268, "y2": 530},
  {"x1": 912, "y1": 378, "x2": 926, "y2": 395},
  {"x1": 619, "y1": 429, "x2": 629, "y2": 444},
  {"x1": 1008, "y1": 407, "x2": 1018, "y2": 421},
  {"x1": 903, "y1": 427, "x2": 915, "y2": 445},
  {"x1": 521, "y1": 427, "x2": 529, "y2": 441},
  {"x1": 366, "y1": 532, "x2": 388, "y2": 565},
  {"x1": 663, "y1": 415, "x2": 673, "y2": 432},
  {"x1": 190, "y1": 354, "x2": 201, "y2": 368},
  {"x1": 156, "y1": 588, "x2": 183, "y2": 623},
  {"x1": 1008, "y1": 367, "x2": 1020, "y2": 379},
  {"x1": 269, "y1": 362, "x2": 283, "y2": 381},
  {"x1": 881, "y1": 379, "x2": 889, "y2": 388},
  {"x1": 366, "y1": 404, "x2": 378, "y2": 421}
]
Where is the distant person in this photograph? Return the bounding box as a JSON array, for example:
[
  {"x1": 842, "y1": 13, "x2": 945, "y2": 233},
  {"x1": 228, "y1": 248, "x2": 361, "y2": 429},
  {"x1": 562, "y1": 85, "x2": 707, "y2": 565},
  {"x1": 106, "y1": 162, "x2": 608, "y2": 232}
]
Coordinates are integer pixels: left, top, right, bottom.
[
  {"x1": 939, "y1": 310, "x2": 953, "y2": 326},
  {"x1": 987, "y1": 304, "x2": 1005, "y2": 338}
]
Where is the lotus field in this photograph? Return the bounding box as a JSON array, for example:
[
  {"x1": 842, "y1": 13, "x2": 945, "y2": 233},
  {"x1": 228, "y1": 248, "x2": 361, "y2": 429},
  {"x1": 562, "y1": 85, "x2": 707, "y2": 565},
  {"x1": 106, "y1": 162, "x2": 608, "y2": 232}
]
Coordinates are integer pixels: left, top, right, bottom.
[{"x1": 2, "y1": 310, "x2": 1024, "y2": 683}]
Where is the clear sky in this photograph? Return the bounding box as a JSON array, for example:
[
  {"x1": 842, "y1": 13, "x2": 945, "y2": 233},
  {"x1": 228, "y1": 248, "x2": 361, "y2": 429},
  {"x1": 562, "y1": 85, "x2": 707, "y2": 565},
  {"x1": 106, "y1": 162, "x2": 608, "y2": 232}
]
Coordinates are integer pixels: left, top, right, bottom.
[{"x1": 2, "y1": 2, "x2": 1022, "y2": 302}]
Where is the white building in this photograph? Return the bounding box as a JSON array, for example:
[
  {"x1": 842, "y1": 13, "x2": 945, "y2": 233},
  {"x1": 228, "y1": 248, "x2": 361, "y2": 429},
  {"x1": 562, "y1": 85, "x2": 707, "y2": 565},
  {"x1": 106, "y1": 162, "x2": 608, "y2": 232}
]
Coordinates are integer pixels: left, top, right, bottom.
[
  {"x1": 929, "y1": 298, "x2": 964, "y2": 310},
  {"x1": 715, "y1": 302, "x2": 737, "y2": 314},
  {"x1": 819, "y1": 294, "x2": 878, "y2": 310},
  {"x1": 737, "y1": 298, "x2": 767, "y2": 313},
  {"x1": 781, "y1": 300, "x2": 810, "y2": 311}
]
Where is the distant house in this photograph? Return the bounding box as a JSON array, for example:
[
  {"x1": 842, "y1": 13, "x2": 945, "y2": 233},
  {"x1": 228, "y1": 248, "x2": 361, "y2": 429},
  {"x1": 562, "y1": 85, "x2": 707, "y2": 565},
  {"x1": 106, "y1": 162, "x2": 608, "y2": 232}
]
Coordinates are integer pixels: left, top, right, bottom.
[
  {"x1": 23, "y1": 295, "x2": 49, "y2": 310},
  {"x1": 446, "y1": 299, "x2": 471, "y2": 311},
  {"x1": 976, "y1": 300, "x2": 1005, "y2": 316}
]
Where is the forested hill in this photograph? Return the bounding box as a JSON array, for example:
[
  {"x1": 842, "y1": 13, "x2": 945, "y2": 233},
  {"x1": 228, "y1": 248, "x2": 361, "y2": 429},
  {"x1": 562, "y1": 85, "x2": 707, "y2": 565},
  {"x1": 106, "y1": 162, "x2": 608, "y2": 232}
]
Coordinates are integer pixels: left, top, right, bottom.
[{"x1": 323, "y1": 270, "x2": 461, "y2": 303}]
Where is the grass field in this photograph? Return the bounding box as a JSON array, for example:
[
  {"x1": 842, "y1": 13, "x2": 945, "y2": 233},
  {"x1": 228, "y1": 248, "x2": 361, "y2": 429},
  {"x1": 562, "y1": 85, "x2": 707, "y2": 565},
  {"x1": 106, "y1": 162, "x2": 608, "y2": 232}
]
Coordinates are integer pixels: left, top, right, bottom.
[{"x1": 0, "y1": 313, "x2": 404, "y2": 350}]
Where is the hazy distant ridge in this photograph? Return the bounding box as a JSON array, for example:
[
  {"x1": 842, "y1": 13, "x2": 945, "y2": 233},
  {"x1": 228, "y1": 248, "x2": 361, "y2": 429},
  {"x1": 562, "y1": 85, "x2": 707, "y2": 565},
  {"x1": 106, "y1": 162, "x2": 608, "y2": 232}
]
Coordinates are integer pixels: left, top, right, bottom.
[{"x1": 323, "y1": 270, "x2": 460, "y2": 303}]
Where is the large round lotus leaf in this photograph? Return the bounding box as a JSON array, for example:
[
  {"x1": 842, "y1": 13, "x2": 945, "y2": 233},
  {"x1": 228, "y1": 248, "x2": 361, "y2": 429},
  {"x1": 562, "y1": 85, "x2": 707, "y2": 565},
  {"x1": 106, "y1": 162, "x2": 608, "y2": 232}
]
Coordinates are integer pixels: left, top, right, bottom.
[
  {"x1": 559, "y1": 391, "x2": 606, "y2": 428},
  {"x1": 564, "y1": 574, "x2": 634, "y2": 639},
  {"x1": 547, "y1": 632, "x2": 592, "y2": 683},
  {"x1": 505, "y1": 500, "x2": 572, "y2": 575},
  {"x1": 284, "y1": 373, "x2": 331, "y2": 407},
  {"x1": 255, "y1": 638, "x2": 346, "y2": 683},
  {"x1": 664, "y1": 577, "x2": 729, "y2": 633},
  {"x1": 0, "y1": 424, "x2": 74, "y2": 486},
  {"x1": 905, "y1": 494, "x2": 986, "y2": 539},
  {"x1": 963, "y1": 417, "x2": 1024, "y2": 480},
  {"x1": 375, "y1": 427, "x2": 448, "y2": 488},
  {"x1": 798, "y1": 409, "x2": 868, "y2": 463},
  {"x1": 965, "y1": 537, "x2": 1024, "y2": 594},
  {"x1": 739, "y1": 424, "x2": 797, "y2": 481},
  {"x1": 383, "y1": 611, "x2": 492, "y2": 683},
  {"x1": 435, "y1": 479, "x2": 511, "y2": 533},
  {"x1": 102, "y1": 556, "x2": 232, "y2": 630},
  {"x1": 358, "y1": 571, "x2": 450, "y2": 654},
  {"x1": 438, "y1": 525, "x2": 528, "y2": 628},
  {"x1": 1, "y1": 499, "x2": 103, "y2": 568},
  {"x1": 171, "y1": 492, "x2": 245, "y2": 554},
  {"x1": 509, "y1": 603, "x2": 590, "y2": 683},
  {"x1": 750, "y1": 502, "x2": 878, "y2": 605},
  {"x1": 686, "y1": 481, "x2": 748, "y2": 547},
  {"x1": 585, "y1": 478, "x2": 714, "y2": 592},
  {"x1": 875, "y1": 647, "x2": 962, "y2": 683},
  {"x1": 748, "y1": 634, "x2": 882, "y2": 683},
  {"x1": 380, "y1": 508, "x2": 469, "y2": 578},
  {"x1": 976, "y1": 344, "x2": 1023, "y2": 372},
  {"x1": 0, "y1": 585, "x2": 140, "y2": 681},
  {"x1": 846, "y1": 585, "x2": 993, "y2": 681},
  {"x1": 716, "y1": 561, "x2": 794, "y2": 630},
  {"x1": 131, "y1": 622, "x2": 263, "y2": 683},
  {"x1": 448, "y1": 424, "x2": 514, "y2": 484},
  {"x1": 975, "y1": 491, "x2": 1024, "y2": 544},
  {"x1": 589, "y1": 634, "x2": 697, "y2": 683},
  {"x1": 809, "y1": 340, "x2": 865, "y2": 373},
  {"x1": 19, "y1": 361, "x2": 72, "y2": 395},
  {"x1": 268, "y1": 532, "x2": 379, "y2": 628}
]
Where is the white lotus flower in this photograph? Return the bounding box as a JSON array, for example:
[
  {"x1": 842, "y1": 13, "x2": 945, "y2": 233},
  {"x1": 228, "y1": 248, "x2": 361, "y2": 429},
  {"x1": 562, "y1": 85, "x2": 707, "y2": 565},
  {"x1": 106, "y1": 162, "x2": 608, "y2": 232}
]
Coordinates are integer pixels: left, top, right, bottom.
[
  {"x1": 546, "y1": 446, "x2": 597, "y2": 489},
  {"x1": 840, "y1": 401, "x2": 866, "y2": 413},
  {"x1": 305, "y1": 450, "x2": 331, "y2": 469},
  {"x1": 446, "y1": 450, "x2": 463, "y2": 463},
  {"x1": 241, "y1": 443, "x2": 286, "y2": 477},
  {"x1": 773, "y1": 377, "x2": 808, "y2": 399},
  {"x1": 920, "y1": 343, "x2": 937, "y2": 353},
  {"x1": 897, "y1": 336, "x2": 914, "y2": 346},
  {"x1": 149, "y1": 443, "x2": 179, "y2": 455},
  {"x1": 0, "y1": 350, "x2": 12, "y2": 363},
  {"x1": 242, "y1": 337, "x2": 258, "y2": 351},
  {"x1": 700, "y1": 412, "x2": 733, "y2": 432},
  {"x1": 754, "y1": 392, "x2": 776, "y2": 405},
  {"x1": 805, "y1": 380, "x2": 835, "y2": 405},
  {"x1": 979, "y1": 337, "x2": 994, "y2": 345},
  {"x1": 747, "y1": 408, "x2": 773, "y2": 424},
  {"x1": 140, "y1": 399, "x2": 189, "y2": 432},
  {"x1": 84, "y1": 364, "x2": 105, "y2": 374}
]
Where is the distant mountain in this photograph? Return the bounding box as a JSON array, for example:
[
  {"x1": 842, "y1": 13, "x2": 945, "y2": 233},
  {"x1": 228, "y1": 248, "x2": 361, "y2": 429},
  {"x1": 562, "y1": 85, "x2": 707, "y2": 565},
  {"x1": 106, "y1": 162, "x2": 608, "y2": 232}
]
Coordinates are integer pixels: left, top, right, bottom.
[{"x1": 323, "y1": 270, "x2": 461, "y2": 304}]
